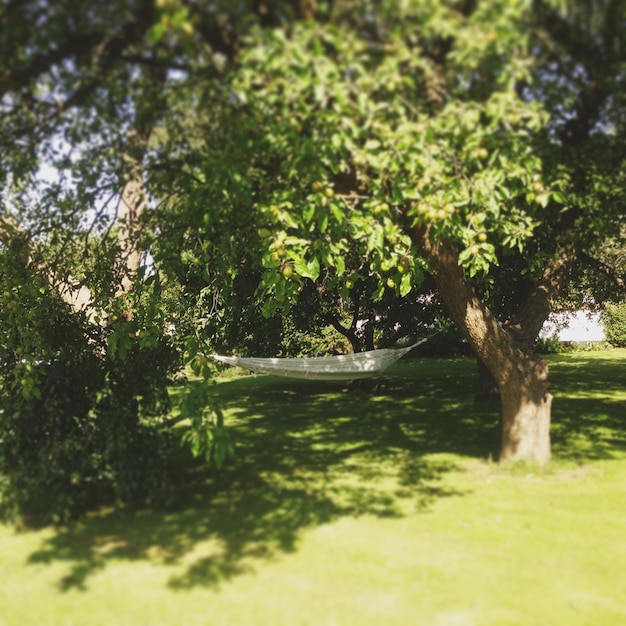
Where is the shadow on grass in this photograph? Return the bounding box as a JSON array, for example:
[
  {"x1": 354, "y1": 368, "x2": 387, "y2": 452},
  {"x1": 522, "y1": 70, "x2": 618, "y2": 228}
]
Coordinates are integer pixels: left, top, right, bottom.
[
  {"x1": 25, "y1": 353, "x2": 625, "y2": 592},
  {"x1": 547, "y1": 351, "x2": 626, "y2": 461},
  {"x1": 25, "y1": 357, "x2": 492, "y2": 592}
]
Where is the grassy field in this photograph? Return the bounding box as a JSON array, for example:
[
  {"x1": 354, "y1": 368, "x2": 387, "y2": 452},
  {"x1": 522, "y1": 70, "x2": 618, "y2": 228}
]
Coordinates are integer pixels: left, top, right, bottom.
[{"x1": 1, "y1": 350, "x2": 625, "y2": 626}]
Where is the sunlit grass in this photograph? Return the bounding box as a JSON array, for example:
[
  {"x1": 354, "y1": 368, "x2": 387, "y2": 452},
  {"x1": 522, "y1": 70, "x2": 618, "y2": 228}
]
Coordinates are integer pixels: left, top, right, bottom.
[{"x1": 1, "y1": 350, "x2": 625, "y2": 625}]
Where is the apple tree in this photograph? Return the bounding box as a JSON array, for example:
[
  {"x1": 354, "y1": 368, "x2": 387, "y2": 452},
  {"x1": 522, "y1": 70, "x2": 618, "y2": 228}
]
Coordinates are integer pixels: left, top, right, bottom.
[{"x1": 158, "y1": 0, "x2": 626, "y2": 466}]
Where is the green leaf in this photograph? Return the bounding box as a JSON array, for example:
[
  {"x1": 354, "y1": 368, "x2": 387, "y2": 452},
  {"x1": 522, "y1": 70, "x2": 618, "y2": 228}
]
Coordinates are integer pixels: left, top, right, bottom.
[
  {"x1": 294, "y1": 257, "x2": 319, "y2": 280},
  {"x1": 262, "y1": 298, "x2": 278, "y2": 318},
  {"x1": 329, "y1": 202, "x2": 345, "y2": 224},
  {"x1": 400, "y1": 273, "x2": 412, "y2": 297}
]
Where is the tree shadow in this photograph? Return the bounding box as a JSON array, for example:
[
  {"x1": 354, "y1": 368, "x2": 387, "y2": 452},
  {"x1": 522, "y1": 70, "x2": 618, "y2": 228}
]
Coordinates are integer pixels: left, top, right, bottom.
[
  {"x1": 548, "y1": 353, "x2": 626, "y2": 461},
  {"x1": 550, "y1": 396, "x2": 626, "y2": 461},
  {"x1": 28, "y1": 351, "x2": 625, "y2": 593}
]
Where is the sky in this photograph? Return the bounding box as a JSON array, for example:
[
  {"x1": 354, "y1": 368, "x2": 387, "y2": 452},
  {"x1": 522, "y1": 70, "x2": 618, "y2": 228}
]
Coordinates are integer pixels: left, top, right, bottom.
[{"x1": 540, "y1": 310, "x2": 605, "y2": 343}]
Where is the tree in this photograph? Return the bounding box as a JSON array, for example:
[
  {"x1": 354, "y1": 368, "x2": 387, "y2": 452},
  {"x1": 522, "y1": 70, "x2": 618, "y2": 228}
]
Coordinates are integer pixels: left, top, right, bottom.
[{"x1": 156, "y1": 0, "x2": 625, "y2": 466}]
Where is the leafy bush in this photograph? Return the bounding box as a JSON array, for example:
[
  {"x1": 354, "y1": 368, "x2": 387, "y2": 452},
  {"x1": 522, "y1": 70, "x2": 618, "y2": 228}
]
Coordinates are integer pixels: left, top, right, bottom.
[
  {"x1": 602, "y1": 303, "x2": 626, "y2": 348},
  {"x1": 412, "y1": 328, "x2": 473, "y2": 358},
  {"x1": 534, "y1": 337, "x2": 573, "y2": 354},
  {"x1": 278, "y1": 322, "x2": 351, "y2": 357},
  {"x1": 0, "y1": 249, "x2": 181, "y2": 525}
]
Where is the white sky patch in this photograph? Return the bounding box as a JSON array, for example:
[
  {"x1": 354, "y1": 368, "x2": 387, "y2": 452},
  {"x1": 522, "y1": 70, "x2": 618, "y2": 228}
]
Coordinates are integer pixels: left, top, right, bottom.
[{"x1": 540, "y1": 310, "x2": 605, "y2": 342}]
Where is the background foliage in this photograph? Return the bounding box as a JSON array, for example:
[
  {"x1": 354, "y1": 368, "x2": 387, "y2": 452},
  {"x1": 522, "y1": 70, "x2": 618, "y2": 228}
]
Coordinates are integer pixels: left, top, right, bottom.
[{"x1": 602, "y1": 303, "x2": 626, "y2": 348}]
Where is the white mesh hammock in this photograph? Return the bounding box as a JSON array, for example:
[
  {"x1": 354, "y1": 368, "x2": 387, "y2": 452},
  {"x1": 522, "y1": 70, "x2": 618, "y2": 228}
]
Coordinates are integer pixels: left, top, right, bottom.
[{"x1": 210, "y1": 339, "x2": 426, "y2": 381}]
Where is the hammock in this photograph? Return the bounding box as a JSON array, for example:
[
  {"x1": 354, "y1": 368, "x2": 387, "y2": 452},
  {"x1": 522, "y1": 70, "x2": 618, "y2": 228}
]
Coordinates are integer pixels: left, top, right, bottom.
[{"x1": 210, "y1": 339, "x2": 426, "y2": 381}]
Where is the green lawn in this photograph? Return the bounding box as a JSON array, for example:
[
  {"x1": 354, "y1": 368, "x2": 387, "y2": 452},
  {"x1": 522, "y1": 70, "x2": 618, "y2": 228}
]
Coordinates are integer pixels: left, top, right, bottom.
[{"x1": 1, "y1": 350, "x2": 625, "y2": 626}]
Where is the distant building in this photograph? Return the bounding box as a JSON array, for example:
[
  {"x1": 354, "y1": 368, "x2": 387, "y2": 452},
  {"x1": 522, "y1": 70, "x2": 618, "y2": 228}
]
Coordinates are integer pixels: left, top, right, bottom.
[{"x1": 539, "y1": 310, "x2": 605, "y2": 344}]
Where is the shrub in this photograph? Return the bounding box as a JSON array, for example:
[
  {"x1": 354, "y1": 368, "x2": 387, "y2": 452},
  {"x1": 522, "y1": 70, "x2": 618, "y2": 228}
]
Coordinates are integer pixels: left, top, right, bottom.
[
  {"x1": 534, "y1": 337, "x2": 573, "y2": 354},
  {"x1": 0, "y1": 250, "x2": 181, "y2": 525},
  {"x1": 412, "y1": 328, "x2": 472, "y2": 358},
  {"x1": 602, "y1": 303, "x2": 626, "y2": 348}
]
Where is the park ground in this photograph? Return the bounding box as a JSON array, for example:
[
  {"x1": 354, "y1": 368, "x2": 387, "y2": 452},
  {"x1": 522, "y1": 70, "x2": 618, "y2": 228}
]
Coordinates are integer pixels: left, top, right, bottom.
[{"x1": 1, "y1": 350, "x2": 625, "y2": 626}]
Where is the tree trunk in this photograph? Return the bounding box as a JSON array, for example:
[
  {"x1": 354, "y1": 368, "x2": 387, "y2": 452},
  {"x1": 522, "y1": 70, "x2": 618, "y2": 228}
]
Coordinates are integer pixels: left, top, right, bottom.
[
  {"x1": 498, "y1": 354, "x2": 552, "y2": 465},
  {"x1": 113, "y1": 66, "x2": 167, "y2": 316},
  {"x1": 117, "y1": 177, "x2": 148, "y2": 300},
  {"x1": 413, "y1": 224, "x2": 555, "y2": 465},
  {"x1": 475, "y1": 356, "x2": 499, "y2": 400}
]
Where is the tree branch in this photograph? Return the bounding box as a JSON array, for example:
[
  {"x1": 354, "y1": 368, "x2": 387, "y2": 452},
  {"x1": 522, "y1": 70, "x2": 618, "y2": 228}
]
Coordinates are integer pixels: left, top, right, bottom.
[
  {"x1": 324, "y1": 313, "x2": 361, "y2": 353},
  {"x1": 1, "y1": 33, "x2": 98, "y2": 98},
  {"x1": 412, "y1": 223, "x2": 517, "y2": 385},
  {"x1": 502, "y1": 244, "x2": 577, "y2": 350},
  {"x1": 579, "y1": 250, "x2": 626, "y2": 292},
  {"x1": 1, "y1": 1, "x2": 156, "y2": 110}
]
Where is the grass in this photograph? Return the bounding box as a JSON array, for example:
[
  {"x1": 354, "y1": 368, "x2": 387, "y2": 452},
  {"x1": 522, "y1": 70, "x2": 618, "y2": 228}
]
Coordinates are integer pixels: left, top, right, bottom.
[{"x1": 1, "y1": 349, "x2": 625, "y2": 626}]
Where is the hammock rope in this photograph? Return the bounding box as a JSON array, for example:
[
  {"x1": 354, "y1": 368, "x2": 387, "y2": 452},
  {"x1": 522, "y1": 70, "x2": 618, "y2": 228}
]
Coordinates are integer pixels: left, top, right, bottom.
[{"x1": 210, "y1": 338, "x2": 427, "y2": 380}]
